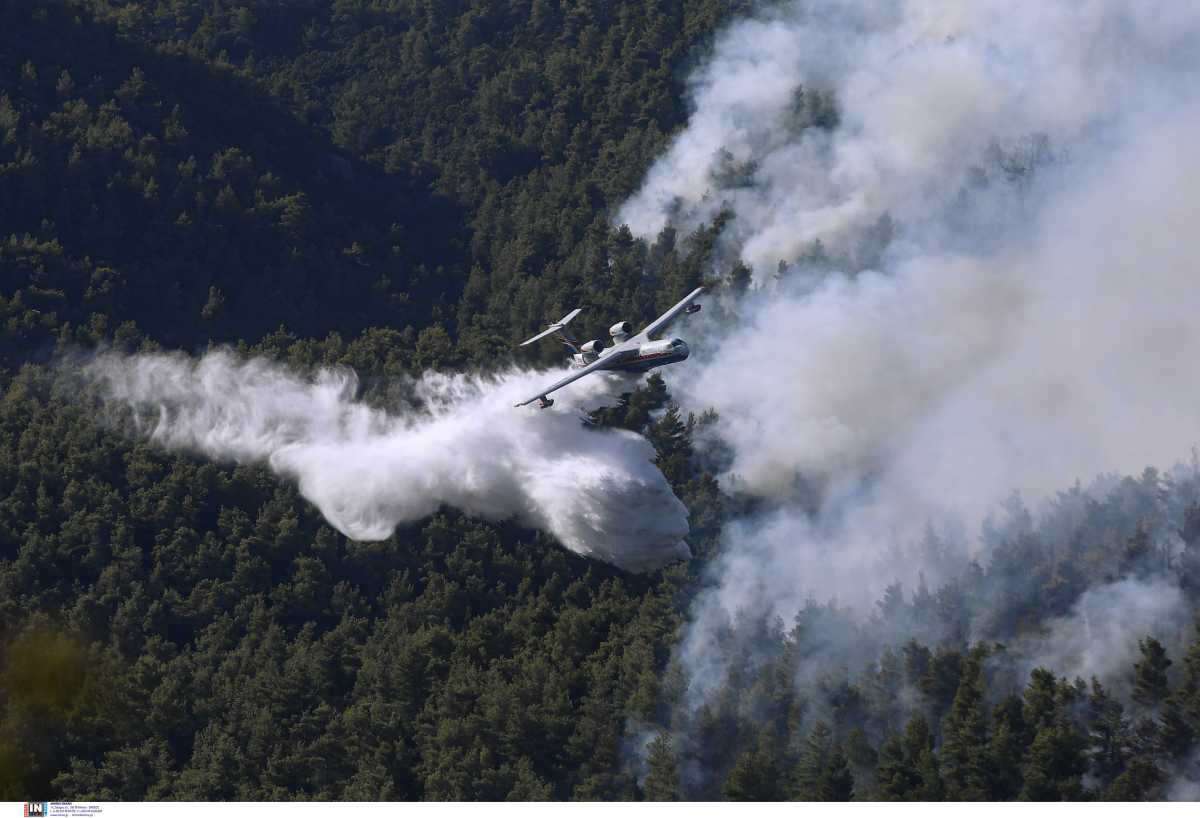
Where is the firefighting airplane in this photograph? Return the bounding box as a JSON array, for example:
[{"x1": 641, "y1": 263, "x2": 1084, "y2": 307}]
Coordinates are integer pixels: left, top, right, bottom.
[{"x1": 515, "y1": 286, "x2": 704, "y2": 408}]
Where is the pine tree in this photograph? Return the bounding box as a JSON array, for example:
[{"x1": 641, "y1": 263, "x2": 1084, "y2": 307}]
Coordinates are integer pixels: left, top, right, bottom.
[
  {"x1": 1132, "y1": 637, "x2": 1172, "y2": 709},
  {"x1": 1159, "y1": 699, "x2": 1194, "y2": 761},
  {"x1": 939, "y1": 649, "x2": 989, "y2": 800},
  {"x1": 920, "y1": 647, "x2": 963, "y2": 722},
  {"x1": 1087, "y1": 679, "x2": 1128, "y2": 789},
  {"x1": 1018, "y1": 671, "x2": 1087, "y2": 801},
  {"x1": 1020, "y1": 725, "x2": 1087, "y2": 801},
  {"x1": 507, "y1": 758, "x2": 554, "y2": 801},
  {"x1": 1161, "y1": 626, "x2": 1200, "y2": 760},
  {"x1": 723, "y1": 736, "x2": 784, "y2": 801},
  {"x1": 790, "y1": 722, "x2": 854, "y2": 801},
  {"x1": 729, "y1": 260, "x2": 752, "y2": 294},
  {"x1": 902, "y1": 641, "x2": 932, "y2": 687},
  {"x1": 1023, "y1": 668, "x2": 1060, "y2": 734},
  {"x1": 877, "y1": 713, "x2": 933, "y2": 800},
  {"x1": 822, "y1": 744, "x2": 855, "y2": 801},
  {"x1": 986, "y1": 695, "x2": 1026, "y2": 799},
  {"x1": 916, "y1": 744, "x2": 944, "y2": 801},
  {"x1": 843, "y1": 728, "x2": 877, "y2": 792},
  {"x1": 1104, "y1": 757, "x2": 1162, "y2": 800},
  {"x1": 647, "y1": 404, "x2": 693, "y2": 485},
  {"x1": 642, "y1": 733, "x2": 679, "y2": 801},
  {"x1": 792, "y1": 721, "x2": 832, "y2": 799},
  {"x1": 1178, "y1": 505, "x2": 1200, "y2": 597}
]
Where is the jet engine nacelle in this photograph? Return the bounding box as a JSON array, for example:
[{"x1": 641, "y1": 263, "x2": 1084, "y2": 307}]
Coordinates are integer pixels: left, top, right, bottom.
[
  {"x1": 609, "y1": 321, "x2": 632, "y2": 339},
  {"x1": 580, "y1": 339, "x2": 605, "y2": 355}
]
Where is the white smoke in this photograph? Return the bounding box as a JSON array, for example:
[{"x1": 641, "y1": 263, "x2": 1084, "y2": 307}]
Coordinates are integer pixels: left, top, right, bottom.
[
  {"x1": 1017, "y1": 577, "x2": 1189, "y2": 689},
  {"x1": 84, "y1": 350, "x2": 690, "y2": 573},
  {"x1": 621, "y1": 0, "x2": 1199, "y2": 274},
  {"x1": 622, "y1": 0, "x2": 1200, "y2": 709},
  {"x1": 683, "y1": 115, "x2": 1200, "y2": 520}
]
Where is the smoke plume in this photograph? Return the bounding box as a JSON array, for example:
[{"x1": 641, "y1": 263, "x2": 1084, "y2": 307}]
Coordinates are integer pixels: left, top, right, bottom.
[
  {"x1": 84, "y1": 350, "x2": 690, "y2": 573},
  {"x1": 623, "y1": 0, "x2": 1200, "y2": 733},
  {"x1": 1019, "y1": 577, "x2": 1189, "y2": 690}
]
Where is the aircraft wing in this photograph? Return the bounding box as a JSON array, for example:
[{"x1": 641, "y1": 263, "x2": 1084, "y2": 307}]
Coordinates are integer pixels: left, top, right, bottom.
[
  {"x1": 515, "y1": 346, "x2": 636, "y2": 407},
  {"x1": 634, "y1": 286, "x2": 704, "y2": 341},
  {"x1": 519, "y1": 308, "x2": 583, "y2": 346}
]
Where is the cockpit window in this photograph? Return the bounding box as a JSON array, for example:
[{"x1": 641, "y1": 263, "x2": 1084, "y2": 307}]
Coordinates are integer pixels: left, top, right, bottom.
[{"x1": 670, "y1": 339, "x2": 685, "y2": 347}]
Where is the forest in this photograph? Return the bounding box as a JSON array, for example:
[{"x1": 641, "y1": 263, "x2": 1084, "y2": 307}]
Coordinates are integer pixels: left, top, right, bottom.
[{"x1": 3, "y1": 0, "x2": 1200, "y2": 801}]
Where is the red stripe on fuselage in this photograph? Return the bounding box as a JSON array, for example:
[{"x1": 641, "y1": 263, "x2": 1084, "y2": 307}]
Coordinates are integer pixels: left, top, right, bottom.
[{"x1": 616, "y1": 350, "x2": 681, "y2": 366}]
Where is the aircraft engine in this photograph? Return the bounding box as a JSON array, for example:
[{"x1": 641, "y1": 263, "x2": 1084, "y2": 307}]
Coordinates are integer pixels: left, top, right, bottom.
[
  {"x1": 609, "y1": 321, "x2": 632, "y2": 339},
  {"x1": 580, "y1": 339, "x2": 604, "y2": 355}
]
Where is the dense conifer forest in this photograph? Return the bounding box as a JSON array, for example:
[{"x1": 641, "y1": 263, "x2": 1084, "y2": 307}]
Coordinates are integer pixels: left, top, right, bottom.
[{"x1": 3, "y1": 0, "x2": 1200, "y2": 801}]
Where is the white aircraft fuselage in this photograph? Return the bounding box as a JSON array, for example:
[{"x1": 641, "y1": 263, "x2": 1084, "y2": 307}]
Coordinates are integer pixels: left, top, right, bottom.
[{"x1": 573, "y1": 337, "x2": 690, "y2": 373}]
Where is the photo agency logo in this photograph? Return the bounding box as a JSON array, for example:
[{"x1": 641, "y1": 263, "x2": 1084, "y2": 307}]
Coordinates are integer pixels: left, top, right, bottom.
[{"x1": 23, "y1": 805, "x2": 47, "y2": 818}]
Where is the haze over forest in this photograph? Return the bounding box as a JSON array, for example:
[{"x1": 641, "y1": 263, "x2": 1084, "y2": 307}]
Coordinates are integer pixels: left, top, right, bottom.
[{"x1": 4, "y1": 0, "x2": 1200, "y2": 802}]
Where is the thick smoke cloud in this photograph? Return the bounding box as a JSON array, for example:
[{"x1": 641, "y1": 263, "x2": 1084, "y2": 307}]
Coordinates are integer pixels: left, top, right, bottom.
[
  {"x1": 621, "y1": 1, "x2": 1199, "y2": 275},
  {"x1": 622, "y1": 0, "x2": 1200, "y2": 719},
  {"x1": 684, "y1": 117, "x2": 1200, "y2": 522},
  {"x1": 84, "y1": 350, "x2": 690, "y2": 573}
]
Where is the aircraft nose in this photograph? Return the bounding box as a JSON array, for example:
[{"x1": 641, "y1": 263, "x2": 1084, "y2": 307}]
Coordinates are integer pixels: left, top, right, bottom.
[{"x1": 676, "y1": 340, "x2": 689, "y2": 359}]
